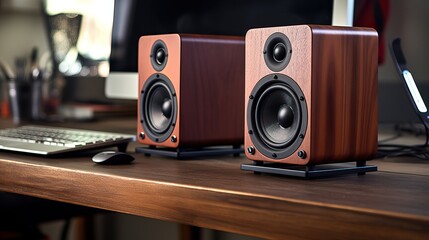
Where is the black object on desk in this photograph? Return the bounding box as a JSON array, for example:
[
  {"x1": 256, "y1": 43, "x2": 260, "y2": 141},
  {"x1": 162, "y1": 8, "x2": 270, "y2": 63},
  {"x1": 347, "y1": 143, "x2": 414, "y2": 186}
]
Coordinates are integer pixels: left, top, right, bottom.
[{"x1": 2, "y1": 50, "x2": 44, "y2": 124}]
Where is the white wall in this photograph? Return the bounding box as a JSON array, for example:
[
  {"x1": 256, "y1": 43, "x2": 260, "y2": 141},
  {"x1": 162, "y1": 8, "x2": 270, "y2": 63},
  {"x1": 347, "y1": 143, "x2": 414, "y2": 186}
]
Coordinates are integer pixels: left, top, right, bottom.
[{"x1": 0, "y1": 0, "x2": 50, "y2": 70}]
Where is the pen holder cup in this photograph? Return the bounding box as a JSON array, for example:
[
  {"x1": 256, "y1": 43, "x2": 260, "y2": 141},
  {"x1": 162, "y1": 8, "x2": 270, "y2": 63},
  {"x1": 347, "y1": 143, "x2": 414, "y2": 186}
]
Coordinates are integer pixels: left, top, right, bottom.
[{"x1": 8, "y1": 81, "x2": 41, "y2": 124}]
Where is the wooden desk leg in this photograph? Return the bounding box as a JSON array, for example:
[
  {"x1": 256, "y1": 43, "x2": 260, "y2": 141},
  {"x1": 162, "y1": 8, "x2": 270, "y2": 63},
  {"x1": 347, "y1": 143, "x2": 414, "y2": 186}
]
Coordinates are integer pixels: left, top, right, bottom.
[
  {"x1": 180, "y1": 224, "x2": 201, "y2": 240},
  {"x1": 73, "y1": 216, "x2": 94, "y2": 240}
]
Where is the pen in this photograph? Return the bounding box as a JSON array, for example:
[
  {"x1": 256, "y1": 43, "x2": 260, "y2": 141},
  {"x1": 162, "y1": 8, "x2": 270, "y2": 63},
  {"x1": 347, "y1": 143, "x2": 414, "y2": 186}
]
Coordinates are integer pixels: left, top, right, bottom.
[
  {"x1": 30, "y1": 48, "x2": 43, "y2": 120},
  {"x1": 0, "y1": 60, "x2": 16, "y2": 81}
]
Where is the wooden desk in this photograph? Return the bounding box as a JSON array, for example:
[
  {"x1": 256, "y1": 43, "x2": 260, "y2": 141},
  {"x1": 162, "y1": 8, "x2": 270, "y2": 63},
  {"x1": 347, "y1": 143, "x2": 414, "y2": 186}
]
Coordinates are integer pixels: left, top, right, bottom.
[{"x1": 0, "y1": 118, "x2": 428, "y2": 239}]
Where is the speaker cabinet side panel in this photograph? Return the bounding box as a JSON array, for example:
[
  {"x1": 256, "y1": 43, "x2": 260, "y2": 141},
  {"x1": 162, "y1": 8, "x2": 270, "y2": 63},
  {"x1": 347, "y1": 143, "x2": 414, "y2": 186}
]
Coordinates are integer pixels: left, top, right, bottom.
[
  {"x1": 137, "y1": 34, "x2": 181, "y2": 148},
  {"x1": 178, "y1": 35, "x2": 245, "y2": 147},
  {"x1": 310, "y1": 26, "x2": 378, "y2": 164},
  {"x1": 245, "y1": 25, "x2": 312, "y2": 165}
]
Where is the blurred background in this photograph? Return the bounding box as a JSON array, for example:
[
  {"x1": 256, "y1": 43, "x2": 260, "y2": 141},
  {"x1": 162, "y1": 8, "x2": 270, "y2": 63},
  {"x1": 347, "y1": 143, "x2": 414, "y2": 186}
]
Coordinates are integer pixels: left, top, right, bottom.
[{"x1": 0, "y1": 0, "x2": 428, "y2": 239}]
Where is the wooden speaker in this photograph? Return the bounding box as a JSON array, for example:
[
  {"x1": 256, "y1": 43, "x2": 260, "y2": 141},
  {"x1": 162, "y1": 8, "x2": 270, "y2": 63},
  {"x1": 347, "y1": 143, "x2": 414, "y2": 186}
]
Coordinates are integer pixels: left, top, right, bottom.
[
  {"x1": 245, "y1": 25, "x2": 378, "y2": 165},
  {"x1": 138, "y1": 34, "x2": 245, "y2": 148}
]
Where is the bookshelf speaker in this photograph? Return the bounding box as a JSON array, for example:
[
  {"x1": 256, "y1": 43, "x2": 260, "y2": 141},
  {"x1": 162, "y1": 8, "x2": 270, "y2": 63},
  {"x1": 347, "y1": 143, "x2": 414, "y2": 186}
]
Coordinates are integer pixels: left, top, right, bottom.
[
  {"x1": 138, "y1": 34, "x2": 245, "y2": 149},
  {"x1": 245, "y1": 25, "x2": 379, "y2": 165}
]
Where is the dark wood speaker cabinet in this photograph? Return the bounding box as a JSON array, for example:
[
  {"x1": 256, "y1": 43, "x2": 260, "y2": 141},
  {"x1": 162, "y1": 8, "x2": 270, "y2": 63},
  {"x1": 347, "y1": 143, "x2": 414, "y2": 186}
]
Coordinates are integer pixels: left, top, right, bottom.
[
  {"x1": 245, "y1": 25, "x2": 378, "y2": 165},
  {"x1": 138, "y1": 34, "x2": 245, "y2": 148}
]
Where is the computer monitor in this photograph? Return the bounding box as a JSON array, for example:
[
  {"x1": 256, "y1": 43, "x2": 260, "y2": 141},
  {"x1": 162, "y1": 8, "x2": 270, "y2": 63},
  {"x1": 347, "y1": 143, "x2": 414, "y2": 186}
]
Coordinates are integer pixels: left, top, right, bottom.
[{"x1": 105, "y1": 0, "x2": 354, "y2": 100}]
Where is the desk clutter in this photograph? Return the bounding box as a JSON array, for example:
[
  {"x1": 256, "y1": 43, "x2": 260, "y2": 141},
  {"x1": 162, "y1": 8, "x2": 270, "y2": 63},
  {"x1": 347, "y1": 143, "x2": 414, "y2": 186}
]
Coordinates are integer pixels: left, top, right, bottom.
[{"x1": 0, "y1": 48, "x2": 63, "y2": 124}]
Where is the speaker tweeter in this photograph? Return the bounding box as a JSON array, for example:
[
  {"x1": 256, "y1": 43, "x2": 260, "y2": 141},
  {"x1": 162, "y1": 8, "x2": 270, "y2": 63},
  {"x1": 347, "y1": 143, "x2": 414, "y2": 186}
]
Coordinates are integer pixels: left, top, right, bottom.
[
  {"x1": 263, "y1": 32, "x2": 292, "y2": 72},
  {"x1": 151, "y1": 40, "x2": 168, "y2": 71}
]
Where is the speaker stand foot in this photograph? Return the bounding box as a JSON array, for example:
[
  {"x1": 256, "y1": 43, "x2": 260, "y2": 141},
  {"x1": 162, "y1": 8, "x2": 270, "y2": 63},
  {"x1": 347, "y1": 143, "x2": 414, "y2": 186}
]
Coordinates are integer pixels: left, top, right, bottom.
[
  {"x1": 356, "y1": 160, "x2": 367, "y2": 175},
  {"x1": 233, "y1": 145, "x2": 241, "y2": 157},
  {"x1": 241, "y1": 161, "x2": 377, "y2": 179},
  {"x1": 253, "y1": 161, "x2": 263, "y2": 175},
  {"x1": 143, "y1": 146, "x2": 156, "y2": 157}
]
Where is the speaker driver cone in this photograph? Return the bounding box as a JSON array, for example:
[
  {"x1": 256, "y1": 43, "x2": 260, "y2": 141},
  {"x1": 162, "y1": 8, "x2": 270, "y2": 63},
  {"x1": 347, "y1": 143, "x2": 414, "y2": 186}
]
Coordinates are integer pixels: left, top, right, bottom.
[
  {"x1": 248, "y1": 74, "x2": 307, "y2": 159},
  {"x1": 141, "y1": 73, "x2": 177, "y2": 142},
  {"x1": 147, "y1": 82, "x2": 173, "y2": 133},
  {"x1": 255, "y1": 84, "x2": 301, "y2": 149}
]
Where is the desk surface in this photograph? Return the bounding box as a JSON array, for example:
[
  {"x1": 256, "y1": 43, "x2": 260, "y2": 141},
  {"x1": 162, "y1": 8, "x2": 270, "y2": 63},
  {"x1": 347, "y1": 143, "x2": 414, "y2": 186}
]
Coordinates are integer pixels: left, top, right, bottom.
[{"x1": 0, "y1": 118, "x2": 428, "y2": 240}]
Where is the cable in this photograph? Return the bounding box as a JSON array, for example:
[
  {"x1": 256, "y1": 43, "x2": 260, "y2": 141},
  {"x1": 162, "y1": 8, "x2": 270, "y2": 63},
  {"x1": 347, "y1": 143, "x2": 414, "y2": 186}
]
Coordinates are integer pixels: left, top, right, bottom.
[
  {"x1": 377, "y1": 132, "x2": 402, "y2": 144},
  {"x1": 377, "y1": 123, "x2": 429, "y2": 160},
  {"x1": 424, "y1": 124, "x2": 429, "y2": 146}
]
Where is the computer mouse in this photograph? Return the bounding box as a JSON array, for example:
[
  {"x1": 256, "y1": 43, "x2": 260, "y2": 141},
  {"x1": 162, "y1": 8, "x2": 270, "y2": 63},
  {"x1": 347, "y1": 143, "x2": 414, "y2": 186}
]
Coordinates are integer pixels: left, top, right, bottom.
[{"x1": 92, "y1": 151, "x2": 135, "y2": 165}]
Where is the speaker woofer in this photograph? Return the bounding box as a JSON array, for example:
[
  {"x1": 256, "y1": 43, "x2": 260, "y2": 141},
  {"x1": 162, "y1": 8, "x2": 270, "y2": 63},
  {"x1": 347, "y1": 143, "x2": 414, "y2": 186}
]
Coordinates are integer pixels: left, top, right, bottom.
[
  {"x1": 248, "y1": 74, "x2": 307, "y2": 159},
  {"x1": 263, "y1": 32, "x2": 292, "y2": 72},
  {"x1": 141, "y1": 73, "x2": 177, "y2": 142},
  {"x1": 255, "y1": 84, "x2": 301, "y2": 149},
  {"x1": 151, "y1": 40, "x2": 168, "y2": 71},
  {"x1": 147, "y1": 82, "x2": 173, "y2": 133}
]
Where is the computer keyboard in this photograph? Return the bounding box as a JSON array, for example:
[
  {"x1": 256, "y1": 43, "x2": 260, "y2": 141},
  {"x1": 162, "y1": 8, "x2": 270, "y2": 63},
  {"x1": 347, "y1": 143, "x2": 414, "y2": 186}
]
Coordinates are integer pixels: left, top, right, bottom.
[{"x1": 0, "y1": 125, "x2": 135, "y2": 155}]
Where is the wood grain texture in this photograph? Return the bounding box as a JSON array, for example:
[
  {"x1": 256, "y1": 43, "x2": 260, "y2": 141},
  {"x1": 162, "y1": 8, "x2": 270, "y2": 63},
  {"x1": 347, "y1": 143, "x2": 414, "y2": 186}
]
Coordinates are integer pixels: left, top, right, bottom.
[
  {"x1": 245, "y1": 25, "x2": 378, "y2": 165},
  {"x1": 180, "y1": 34, "x2": 245, "y2": 147},
  {"x1": 310, "y1": 25, "x2": 378, "y2": 164},
  {"x1": 0, "y1": 118, "x2": 428, "y2": 240},
  {"x1": 0, "y1": 152, "x2": 428, "y2": 240},
  {"x1": 138, "y1": 34, "x2": 245, "y2": 148}
]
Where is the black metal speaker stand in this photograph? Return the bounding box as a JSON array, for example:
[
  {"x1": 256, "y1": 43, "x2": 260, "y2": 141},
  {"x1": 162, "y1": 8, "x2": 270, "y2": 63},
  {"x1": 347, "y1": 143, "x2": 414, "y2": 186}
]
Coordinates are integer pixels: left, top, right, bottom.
[
  {"x1": 135, "y1": 145, "x2": 243, "y2": 159},
  {"x1": 241, "y1": 160, "x2": 377, "y2": 179}
]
